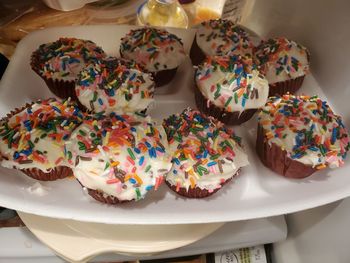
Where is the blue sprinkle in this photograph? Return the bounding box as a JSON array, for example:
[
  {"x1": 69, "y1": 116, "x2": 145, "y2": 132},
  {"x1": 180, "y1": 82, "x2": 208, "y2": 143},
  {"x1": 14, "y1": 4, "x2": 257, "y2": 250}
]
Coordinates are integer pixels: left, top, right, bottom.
[
  {"x1": 129, "y1": 178, "x2": 136, "y2": 184},
  {"x1": 139, "y1": 156, "x2": 144, "y2": 166},
  {"x1": 145, "y1": 142, "x2": 151, "y2": 148},
  {"x1": 242, "y1": 97, "x2": 246, "y2": 107},
  {"x1": 134, "y1": 148, "x2": 141, "y2": 154},
  {"x1": 203, "y1": 150, "x2": 208, "y2": 158},
  {"x1": 52, "y1": 106, "x2": 61, "y2": 113},
  {"x1": 207, "y1": 161, "x2": 217, "y2": 167},
  {"x1": 156, "y1": 147, "x2": 165, "y2": 153},
  {"x1": 98, "y1": 98, "x2": 103, "y2": 105},
  {"x1": 196, "y1": 154, "x2": 202, "y2": 159},
  {"x1": 13, "y1": 152, "x2": 20, "y2": 159},
  {"x1": 331, "y1": 128, "x2": 337, "y2": 144},
  {"x1": 173, "y1": 158, "x2": 180, "y2": 165},
  {"x1": 146, "y1": 185, "x2": 153, "y2": 191},
  {"x1": 130, "y1": 73, "x2": 136, "y2": 81},
  {"x1": 173, "y1": 170, "x2": 178, "y2": 174},
  {"x1": 131, "y1": 127, "x2": 136, "y2": 132}
]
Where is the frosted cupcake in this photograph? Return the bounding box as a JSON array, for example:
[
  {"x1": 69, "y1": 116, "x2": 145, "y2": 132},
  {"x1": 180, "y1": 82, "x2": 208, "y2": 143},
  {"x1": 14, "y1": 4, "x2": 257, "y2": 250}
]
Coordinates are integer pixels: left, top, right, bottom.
[
  {"x1": 257, "y1": 94, "x2": 350, "y2": 178},
  {"x1": 254, "y1": 37, "x2": 310, "y2": 96},
  {"x1": 0, "y1": 98, "x2": 84, "y2": 181},
  {"x1": 65, "y1": 112, "x2": 172, "y2": 204},
  {"x1": 190, "y1": 19, "x2": 254, "y2": 66},
  {"x1": 120, "y1": 27, "x2": 187, "y2": 87},
  {"x1": 195, "y1": 55, "x2": 269, "y2": 125},
  {"x1": 75, "y1": 57, "x2": 155, "y2": 113},
  {"x1": 163, "y1": 108, "x2": 249, "y2": 198},
  {"x1": 31, "y1": 38, "x2": 106, "y2": 100}
]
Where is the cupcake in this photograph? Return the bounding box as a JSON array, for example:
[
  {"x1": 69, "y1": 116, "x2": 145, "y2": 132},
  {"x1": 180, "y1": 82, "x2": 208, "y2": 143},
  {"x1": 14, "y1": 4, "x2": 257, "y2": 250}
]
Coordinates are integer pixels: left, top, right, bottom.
[
  {"x1": 190, "y1": 19, "x2": 254, "y2": 66},
  {"x1": 163, "y1": 108, "x2": 249, "y2": 198},
  {"x1": 65, "y1": 112, "x2": 172, "y2": 204},
  {"x1": 120, "y1": 27, "x2": 187, "y2": 87},
  {"x1": 0, "y1": 98, "x2": 84, "y2": 181},
  {"x1": 254, "y1": 37, "x2": 310, "y2": 96},
  {"x1": 257, "y1": 94, "x2": 350, "y2": 179},
  {"x1": 31, "y1": 38, "x2": 106, "y2": 100},
  {"x1": 75, "y1": 57, "x2": 155, "y2": 114},
  {"x1": 195, "y1": 55, "x2": 269, "y2": 125}
]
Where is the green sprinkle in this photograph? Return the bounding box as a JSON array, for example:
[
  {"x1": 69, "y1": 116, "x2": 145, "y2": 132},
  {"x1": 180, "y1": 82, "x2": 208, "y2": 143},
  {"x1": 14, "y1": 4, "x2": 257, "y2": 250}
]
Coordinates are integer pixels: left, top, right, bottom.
[
  {"x1": 127, "y1": 148, "x2": 136, "y2": 160},
  {"x1": 145, "y1": 165, "x2": 151, "y2": 172},
  {"x1": 79, "y1": 130, "x2": 87, "y2": 136},
  {"x1": 28, "y1": 140, "x2": 35, "y2": 149},
  {"x1": 135, "y1": 188, "x2": 141, "y2": 200},
  {"x1": 40, "y1": 133, "x2": 47, "y2": 139},
  {"x1": 104, "y1": 162, "x2": 110, "y2": 171},
  {"x1": 224, "y1": 96, "x2": 233, "y2": 107},
  {"x1": 234, "y1": 92, "x2": 238, "y2": 103}
]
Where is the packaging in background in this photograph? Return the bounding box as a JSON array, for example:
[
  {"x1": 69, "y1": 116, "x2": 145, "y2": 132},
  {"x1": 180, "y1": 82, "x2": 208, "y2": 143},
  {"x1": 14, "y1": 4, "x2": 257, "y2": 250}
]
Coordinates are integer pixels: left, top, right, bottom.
[{"x1": 207, "y1": 245, "x2": 271, "y2": 263}]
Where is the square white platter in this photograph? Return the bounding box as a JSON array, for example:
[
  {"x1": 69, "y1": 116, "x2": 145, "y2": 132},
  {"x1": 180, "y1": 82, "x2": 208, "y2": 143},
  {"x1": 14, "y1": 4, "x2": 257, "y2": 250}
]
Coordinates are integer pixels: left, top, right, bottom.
[{"x1": 0, "y1": 25, "x2": 349, "y2": 225}]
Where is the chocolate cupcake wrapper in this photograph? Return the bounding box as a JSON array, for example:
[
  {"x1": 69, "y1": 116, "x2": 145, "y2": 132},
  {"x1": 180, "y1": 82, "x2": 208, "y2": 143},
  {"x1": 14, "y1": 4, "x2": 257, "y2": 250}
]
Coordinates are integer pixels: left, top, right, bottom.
[
  {"x1": 166, "y1": 169, "x2": 239, "y2": 198},
  {"x1": 30, "y1": 52, "x2": 78, "y2": 101},
  {"x1": 256, "y1": 124, "x2": 316, "y2": 179},
  {"x1": 189, "y1": 35, "x2": 207, "y2": 66},
  {"x1": 268, "y1": 75, "x2": 305, "y2": 97},
  {"x1": 195, "y1": 85, "x2": 257, "y2": 125},
  {"x1": 152, "y1": 67, "x2": 178, "y2": 88},
  {"x1": 87, "y1": 188, "x2": 132, "y2": 204},
  {"x1": 20, "y1": 166, "x2": 73, "y2": 181}
]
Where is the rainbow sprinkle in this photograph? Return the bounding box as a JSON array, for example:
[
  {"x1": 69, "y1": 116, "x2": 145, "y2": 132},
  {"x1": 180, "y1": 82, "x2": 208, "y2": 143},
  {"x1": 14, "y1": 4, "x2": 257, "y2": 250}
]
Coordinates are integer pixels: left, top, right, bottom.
[
  {"x1": 76, "y1": 57, "x2": 154, "y2": 113},
  {"x1": 196, "y1": 55, "x2": 266, "y2": 111},
  {"x1": 67, "y1": 112, "x2": 170, "y2": 201},
  {"x1": 258, "y1": 94, "x2": 350, "y2": 168},
  {"x1": 0, "y1": 98, "x2": 84, "y2": 169},
  {"x1": 33, "y1": 38, "x2": 106, "y2": 79},
  {"x1": 255, "y1": 37, "x2": 309, "y2": 78},
  {"x1": 197, "y1": 19, "x2": 254, "y2": 56},
  {"x1": 163, "y1": 108, "x2": 245, "y2": 191},
  {"x1": 120, "y1": 27, "x2": 186, "y2": 72}
]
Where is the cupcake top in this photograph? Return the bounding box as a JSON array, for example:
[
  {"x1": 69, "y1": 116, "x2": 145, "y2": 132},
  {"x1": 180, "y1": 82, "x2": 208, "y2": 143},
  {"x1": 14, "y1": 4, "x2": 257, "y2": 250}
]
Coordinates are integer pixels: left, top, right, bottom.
[
  {"x1": 75, "y1": 57, "x2": 155, "y2": 114},
  {"x1": 0, "y1": 99, "x2": 84, "y2": 172},
  {"x1": 258, "y1": 94, "x2": 350, "y2": 169},
  {"x1": 163, "y1": 108, "x2": 249, "y2": 192},
  {"x1": 195, "y1": 19, "x2": 254, "y2": 58},
  {"x1": 254, "y1": 37, "x2": 310, "y2": 84},
  {"x1": 120, "y1": 27, "x2": 187, "y2": 72},
  {"x1": 65, "y1": 112, "x2": 172, "y2": 201},
  {"x1": 195, "y1": 55, "x2": 269, "y2": 112},
  {"x1": 32, "y1": 38, "x2": 106, "y2": 81}
]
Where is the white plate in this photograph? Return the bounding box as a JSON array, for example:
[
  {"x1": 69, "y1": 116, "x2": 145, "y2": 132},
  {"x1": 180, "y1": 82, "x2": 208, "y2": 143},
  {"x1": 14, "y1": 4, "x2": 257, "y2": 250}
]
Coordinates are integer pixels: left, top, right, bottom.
[
  {"x1": 0, "y1": 25, "x2": 349, "y2": 225},
  {"x1": 18, "y1": 211, "x2": 223, "y2": 262}
]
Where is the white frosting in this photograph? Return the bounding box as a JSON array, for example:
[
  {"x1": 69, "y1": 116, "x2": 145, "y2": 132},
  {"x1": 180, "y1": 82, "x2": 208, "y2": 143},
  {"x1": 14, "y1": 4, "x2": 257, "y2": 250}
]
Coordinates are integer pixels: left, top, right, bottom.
[
  {"x1": 195, "y1": 56, "x2": 269, "y2": 112},
  {"x1": 66, "y1": 114, "x2": 172, "y2": 201},
  {"x1": 0, "y1": 100, "x2": 83, "y2": 172},
  {"x1": 196, "y1": 20, "x2": 253, "y2": 57},
  {"x1": 258, "y1": 95, "x2": 350, "y2": 168},
  {"x1": 120, "y1": 28, "x2": 187, "y2": 72},
  {"x1": 76, "y1": 58, "x2": 155, "y2": 113},
  {"x1": 254, "y1": 37, "x2": 309, "y2": 84},
  {"x1": 164, "y1": 109, "x2": 249, "y2": 192}
]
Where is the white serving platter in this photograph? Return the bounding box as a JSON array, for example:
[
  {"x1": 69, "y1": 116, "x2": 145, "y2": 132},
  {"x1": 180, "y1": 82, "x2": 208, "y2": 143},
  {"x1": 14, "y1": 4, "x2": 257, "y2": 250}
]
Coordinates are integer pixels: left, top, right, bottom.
[
  {"x1": 18, "y1": 211, "x2": 223, "y2": 262},
  {"x1": 0, "y1": 25, "x2": 349, "y2": 225}
]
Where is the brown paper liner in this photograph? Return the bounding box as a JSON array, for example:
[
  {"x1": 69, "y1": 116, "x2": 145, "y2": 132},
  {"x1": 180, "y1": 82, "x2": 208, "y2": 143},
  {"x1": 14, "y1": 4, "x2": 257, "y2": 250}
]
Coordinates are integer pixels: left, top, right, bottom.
[
  {"x1": 20, "y1": 166, "x2": 73, "y2": 181},
  {"x1": 195, "y1": 85, "x2": 257, "y2": 125},
  {"x1": 256, "y1": 124, "x2": 317, "y2": 179},
  {"x1": 87, "y1": 188, "x2": 132, "y2": 204},
  {"x1": 166, "y1": 169, "x2": 240, "y2": 198},
  {"x1": 268, "y1": 75, "x2": 305, "y2": 97},
  {"x1": 189, "y1": 35, "x2": 207, "y2": 66},
  {"x1": 30, "y1": 51, "x2": 78, "y2": 101}
]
